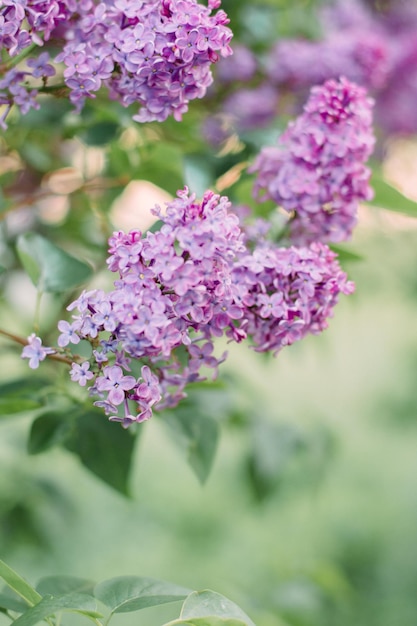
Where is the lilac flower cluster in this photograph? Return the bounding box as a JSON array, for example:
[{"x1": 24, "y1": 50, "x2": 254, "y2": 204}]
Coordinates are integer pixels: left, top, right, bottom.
[
  {"x1": 232, "y1": 242, "x2": 354, "y2": 354},
  {"x1": 251, "y1": 77, "x2": 375, "y2": 245},
  {"x1": 0, "y1": 0, "x2": 232, "y2": 127},
  {"x1": 22, "y1": 186, "x2": 354, "y2": 426},
  {"x1": 55, "y1": 188, "x2": 245, "y2": 426},
  {"x1": 0, "y1": 0, "x2": 73, "y2": 54}
]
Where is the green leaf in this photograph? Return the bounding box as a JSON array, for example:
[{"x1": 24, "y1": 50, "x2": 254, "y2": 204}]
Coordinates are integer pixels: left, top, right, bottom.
[
  {"x1": 0, "y1": 560, "x2": 42, "y2": 607},
  {"x1": 368, "y1": 171, "x2": 417, "y2": 217},
  {"x1": 94, "y1": 576, "x2": 191, "y2": 614},
  {"x1": 16, "y1": 233, "x2": 93, "y2": 293},
  {"x1": 36, "y1": 576, "x2": 95, "y2": 597},
  {"x1": 28, "y1": 412, "x2": 71, "y2": 454},
  {"x1": 12, "y1": 593, "x2": 101, "y2": 626},
  {"x1": 163, "y1": 410, "x2": 219, "y2": 484},
  {"x1": 179, "y1": 591, "x2": 255, "y2": 626},
  {"x1": 64, "y1": 409, "x2": 136, "y2": 495}
]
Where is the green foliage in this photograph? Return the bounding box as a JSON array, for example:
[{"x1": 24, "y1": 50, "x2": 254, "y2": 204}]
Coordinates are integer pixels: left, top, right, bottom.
[
  {"x1": 16, "y1": 233, "x2": 93, "y2": 293},
  {"x1": 27, "y1": 407, "x2": 137, "y2": 495},
  {"x1": 63, "y1": 409, "x2": 137, "y2": 496},
  {"x1": 0, "y1": 562, "x2": 254, "y2": 626},
  {"x1": 12, "y1": 594, "x2": 102, "y2": 626}
]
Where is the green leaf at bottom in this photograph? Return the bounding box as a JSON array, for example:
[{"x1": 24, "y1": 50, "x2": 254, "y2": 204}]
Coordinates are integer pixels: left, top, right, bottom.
[{"x1": 12, "y1": 593, "x2": 101, "y2": 626}]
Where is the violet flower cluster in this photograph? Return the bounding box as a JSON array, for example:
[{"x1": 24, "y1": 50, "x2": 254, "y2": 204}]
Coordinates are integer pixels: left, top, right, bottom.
[
  {"x1": 232, "y1": 241, "x2": 354, "y2": 354},
  {"x1": 251, "y1": 77, "x2": 375, "y2": 245},
  {"x1": 56, "y1": 188, "x2": 245, "y2": 427},
  {"x1": 22, "y1": 185, "x2": 354, "y2": 426},
  {"x1": 0, "y1": 0, "x2": 232, "y2": 128}
]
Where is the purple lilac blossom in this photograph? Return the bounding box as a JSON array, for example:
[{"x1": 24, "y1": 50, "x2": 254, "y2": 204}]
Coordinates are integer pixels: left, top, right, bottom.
[
  {"x1": 0, "y1": 0, "x2": 232, "y2": 127},
  {"x1": 251, "y1": 77, "x2": 375, "y2": 245},
  {"x1": 21, "y1": 334, "x2": 55, "y2": 369},
  {"x1": 51, "y1": 187, "x2": 355, "y2": 426},
  {"x1": 57, "y1": 188, "x2": 246, "y2": 424},
  {"x1": 231, "y1": 241, "x2": 354, "y2": 354},
  {"x1": 70, "y1": 361, "x2": 94, "y2": 386}
]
